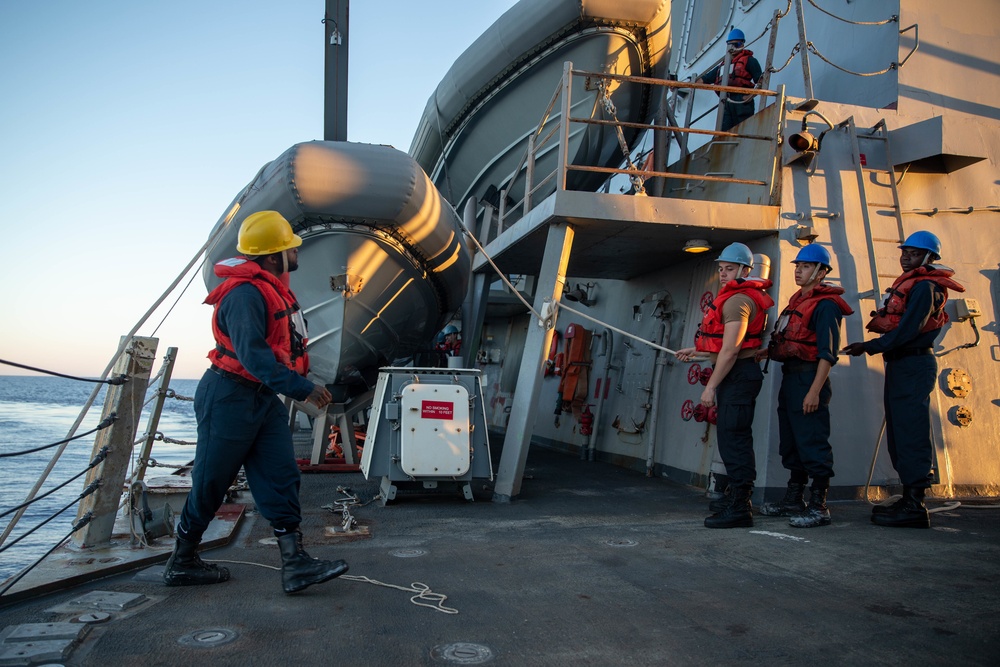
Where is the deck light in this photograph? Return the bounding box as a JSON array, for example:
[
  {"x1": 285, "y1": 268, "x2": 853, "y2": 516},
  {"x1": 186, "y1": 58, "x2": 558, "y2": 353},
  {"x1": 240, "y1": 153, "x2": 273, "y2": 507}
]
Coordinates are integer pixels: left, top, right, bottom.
[
  {"x1": 564, "y1": 282, "x2": 597, "y2": 307},
  {"x1": 683, "y1": 239, "x2": 712, "y2": 253}
]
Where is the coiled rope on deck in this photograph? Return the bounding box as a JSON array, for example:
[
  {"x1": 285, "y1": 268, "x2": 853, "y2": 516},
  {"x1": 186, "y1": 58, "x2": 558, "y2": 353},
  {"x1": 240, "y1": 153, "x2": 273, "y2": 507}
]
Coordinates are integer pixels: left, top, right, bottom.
[
  {"x1": 206, "y1": 558, "x2": 459, "y2": 614},
  {"x1": 341, "y1": 575, "x2": 459, "y2": 614}
]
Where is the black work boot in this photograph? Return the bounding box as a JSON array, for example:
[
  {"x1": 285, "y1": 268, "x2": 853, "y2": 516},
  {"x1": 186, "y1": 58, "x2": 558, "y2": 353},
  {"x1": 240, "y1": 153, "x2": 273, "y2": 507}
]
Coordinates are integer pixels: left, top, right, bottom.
[
  {"x1": 871, "y1": 496, "x2": 906, "y2": 515},
  {"x1": 163, "y1": 536, "x2": 230, "y2": 586},
  {"x1": 871, "y1": 486, "x2": 930, "y2": 528},
  {"x1": 708, "y1": 485, "x2": 733, "y2": 513},
  {"x1": 789, "y1": 485, "x2": 831, "y2": 528},
  {"x1": 277, "y1": 530, "x2": 349, "y2": 594},
  {"x1": 705, "y1": 484, "x2": 754, "y2": 529},
  {"x1": 759, "y1": 481, "x2": 807, "y2": 517}
]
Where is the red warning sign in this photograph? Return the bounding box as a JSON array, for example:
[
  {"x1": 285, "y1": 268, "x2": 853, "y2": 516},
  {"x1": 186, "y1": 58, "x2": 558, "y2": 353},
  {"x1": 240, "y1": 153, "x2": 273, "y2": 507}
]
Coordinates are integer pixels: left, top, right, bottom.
[{"x1": 421, "y1": 400, "x2": 454, "y2": 419}]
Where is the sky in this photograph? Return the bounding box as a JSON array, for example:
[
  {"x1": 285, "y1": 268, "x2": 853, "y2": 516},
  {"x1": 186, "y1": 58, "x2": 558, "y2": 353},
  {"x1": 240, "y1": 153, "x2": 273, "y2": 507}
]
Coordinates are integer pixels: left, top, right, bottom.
[{"x1": 0, "y1": 0, "x2": 519, "y2": 379}]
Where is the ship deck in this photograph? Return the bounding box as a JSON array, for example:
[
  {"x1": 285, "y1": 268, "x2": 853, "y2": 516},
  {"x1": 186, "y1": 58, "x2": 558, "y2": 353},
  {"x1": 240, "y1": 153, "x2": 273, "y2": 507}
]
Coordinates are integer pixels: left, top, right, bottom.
[{"x1": 1, "y1": 431, "x2": 999, "y2": 666}]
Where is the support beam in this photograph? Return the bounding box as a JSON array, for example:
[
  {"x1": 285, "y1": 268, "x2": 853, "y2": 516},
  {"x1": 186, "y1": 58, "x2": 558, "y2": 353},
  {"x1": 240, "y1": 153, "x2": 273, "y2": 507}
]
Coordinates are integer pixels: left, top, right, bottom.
[
  {"x1": 463, "y1": 196, "x2": 494, "y2": 368},
  {"x1": 794, "y1": 0, "x2": 815, "y2": 101},
  {"x1": 493, "y1": 223, "x2": 574, "y2": 502},
  {"x1": 74, "y1": 336, "x2": 158, "y2": 548},
  {"x1": 324, "y1": 0, "x2": 349, "y2": 141}
]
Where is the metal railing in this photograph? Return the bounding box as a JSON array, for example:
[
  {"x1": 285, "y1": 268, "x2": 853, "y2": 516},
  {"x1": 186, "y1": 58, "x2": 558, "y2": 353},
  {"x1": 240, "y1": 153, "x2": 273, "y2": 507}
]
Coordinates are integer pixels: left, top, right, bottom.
[{"x1": 495, "y1": 62, "x2": 780, "y2": 232}]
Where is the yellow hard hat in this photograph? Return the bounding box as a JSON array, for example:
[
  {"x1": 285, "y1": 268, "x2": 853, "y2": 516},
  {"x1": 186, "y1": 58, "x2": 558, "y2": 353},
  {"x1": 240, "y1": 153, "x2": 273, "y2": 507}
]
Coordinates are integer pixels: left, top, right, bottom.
[{"x1": 236, "y1": 210, "x2": 303, "y2": 256}]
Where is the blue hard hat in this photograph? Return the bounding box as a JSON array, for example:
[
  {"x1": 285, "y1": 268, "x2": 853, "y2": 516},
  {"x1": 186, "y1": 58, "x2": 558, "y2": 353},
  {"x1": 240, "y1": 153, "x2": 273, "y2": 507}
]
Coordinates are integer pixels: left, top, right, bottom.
[
  {"x1": 899, "y1": 231, "x2": 941, "y2": 258},
  {"x1": 792, "y1": 244, "x2": 832, "y2": 268},
  {"x1": 716, "y1": 242, "x2": 754, "y2": 268},
  {"x1": 727, "y1": 28, "x2": 745, "y2": 44},
  {"x1": 443, "y1": 324, "x2": 459, "y2": 335}
]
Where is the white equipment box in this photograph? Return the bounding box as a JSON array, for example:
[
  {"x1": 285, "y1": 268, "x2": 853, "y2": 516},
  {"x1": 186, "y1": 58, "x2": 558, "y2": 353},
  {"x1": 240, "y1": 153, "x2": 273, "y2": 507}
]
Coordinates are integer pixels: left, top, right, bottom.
[{"x1": 362, "y1": 367, "x2": 492, "y2": 503}]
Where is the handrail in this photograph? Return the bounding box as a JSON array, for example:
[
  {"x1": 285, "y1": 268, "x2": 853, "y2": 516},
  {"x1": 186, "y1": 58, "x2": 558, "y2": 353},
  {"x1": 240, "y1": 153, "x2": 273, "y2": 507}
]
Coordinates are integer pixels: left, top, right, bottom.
[
  {"x1": 897, "y1": 24, "x2": 919, "y2": 68},
  {"x1": 570, "y1": 164, "x2": 766, "y2": 187},
  {"x1": 569, "y1": 116, "x2": 773, "y2": 141},
  {"x1": 130, "y1": 347, "x2": 179, "y2": 485},
  {"x1": 494, "y1": 64, "x2": 781, "y2": 231},
  {"x1": 576, "y1": 68, "x2": 779, "y2": 97}
]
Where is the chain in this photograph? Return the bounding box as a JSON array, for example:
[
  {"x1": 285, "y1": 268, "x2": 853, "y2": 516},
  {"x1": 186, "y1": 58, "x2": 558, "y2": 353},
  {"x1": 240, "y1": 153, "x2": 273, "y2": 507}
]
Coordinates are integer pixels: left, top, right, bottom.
[
  {"x1": 165, "y1": 388, "x2": 194, "y2": 401},
  {"x1": 322, "y1": 486, "x2": 377, "y2": 532},
  {"x1": 142, "y1": 458, "x2": 185, "y2": 469},
  {"x1": 597, "y1": 79, "x2": 645, "y2": 194}
]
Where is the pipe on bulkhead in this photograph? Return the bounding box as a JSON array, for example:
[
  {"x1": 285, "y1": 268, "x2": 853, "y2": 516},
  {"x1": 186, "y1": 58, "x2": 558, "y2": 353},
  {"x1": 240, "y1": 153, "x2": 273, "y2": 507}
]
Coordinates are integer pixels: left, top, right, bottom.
[
  {"x1": 645, "y1": 317, "x2": 673, "y2": 477},
  {"x1": 586, "y1": 328, "x2": 618, "y2": 462}
]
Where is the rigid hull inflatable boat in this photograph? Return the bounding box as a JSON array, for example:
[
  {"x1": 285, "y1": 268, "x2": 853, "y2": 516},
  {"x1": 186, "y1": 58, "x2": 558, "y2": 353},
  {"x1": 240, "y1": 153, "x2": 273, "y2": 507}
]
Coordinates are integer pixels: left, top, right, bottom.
[
  {"x1": 203, "y1": 141, "x2": 472, "y2": 395},
  {"x1": 409, "y1": 0, "x2": 672, "y2": 208}
]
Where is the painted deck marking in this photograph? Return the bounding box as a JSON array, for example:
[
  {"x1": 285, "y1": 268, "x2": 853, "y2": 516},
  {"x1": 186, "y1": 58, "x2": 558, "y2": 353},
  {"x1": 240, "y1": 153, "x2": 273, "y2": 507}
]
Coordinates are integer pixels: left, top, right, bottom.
[{"x1": 749, "y1": 530, "x2": 810, "y2": 543}]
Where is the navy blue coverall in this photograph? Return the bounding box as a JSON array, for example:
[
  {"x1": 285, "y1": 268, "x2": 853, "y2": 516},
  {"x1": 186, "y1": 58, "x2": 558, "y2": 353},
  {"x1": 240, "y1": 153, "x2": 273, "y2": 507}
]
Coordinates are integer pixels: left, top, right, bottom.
[
  {"x1": 177, "y1": 283, "x2": 315, "y2": 543},
  {"x1": 775, "y1": 300, "x2": 843, "y2": 483},
  {"x1": 862, "y1": 281, "x2": 944, "y2": 488},
  {"x1": 702, "y1": 53, "x2": 763, "y2": 131},
  {"x1": 715, "y1": 357, "x2": 765, "y2": 485}
]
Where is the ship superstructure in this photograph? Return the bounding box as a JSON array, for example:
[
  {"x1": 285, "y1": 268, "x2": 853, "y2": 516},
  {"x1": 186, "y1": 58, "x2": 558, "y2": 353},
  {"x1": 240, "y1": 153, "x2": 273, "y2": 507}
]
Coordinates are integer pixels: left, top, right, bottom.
[{"x1": 449, "y1": 0, "x2": 999, "y2": 503}]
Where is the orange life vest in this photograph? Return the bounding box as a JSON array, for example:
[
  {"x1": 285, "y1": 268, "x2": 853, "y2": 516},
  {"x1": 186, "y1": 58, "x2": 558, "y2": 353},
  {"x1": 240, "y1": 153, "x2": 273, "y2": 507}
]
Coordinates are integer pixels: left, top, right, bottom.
[
  {"x1": 769, "y1": 284, "x2": 854, "y2": 362},
  {"x1": 205, "y1": 257, "x2": 309, "y2": 382},
  {"x1": 728, "y1": 50, "x2": 756, "y2": 89},
  {"x1": 866, "y1": 266, "x2": 965, "y2": 334},
  {"x1": 695, "y1": 278, "x2": 774, "y2": 353}
]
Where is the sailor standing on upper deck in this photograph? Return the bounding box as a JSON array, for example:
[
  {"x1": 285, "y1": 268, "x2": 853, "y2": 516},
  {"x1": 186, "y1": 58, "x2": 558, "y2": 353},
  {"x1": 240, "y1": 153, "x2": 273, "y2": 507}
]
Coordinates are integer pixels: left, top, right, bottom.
[
  {"x1": 164, "y1": 210, "x2": 349, "y2": 593},
  {"x1": 842, "y1": 231, "x2": 965, "y2": 529},
  {"x1": 697, "y1": 28, "x2": 763, "y2": 132}
]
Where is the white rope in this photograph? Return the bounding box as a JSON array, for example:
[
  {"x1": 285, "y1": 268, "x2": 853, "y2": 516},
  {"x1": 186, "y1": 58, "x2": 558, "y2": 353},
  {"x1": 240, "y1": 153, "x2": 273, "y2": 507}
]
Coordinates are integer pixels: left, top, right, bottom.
[
  {"x1": 807, "y1": 41, "x2": 897, "y2": 76},
  {"x1": 204, "y1": 561, "x2": 458, "y2": 614},
  {"x1": 341, "y1": 575, "x2": 459, "y2": 614},
  {"x1": 805, "y1": 0, "x2": 897, "y2": 26},
  {"x1": 555, "y1": 301, "x2": 678, "y2": 355},
  {"x1": 462, "y1": 229, "x2": 543, "y2": 322}
]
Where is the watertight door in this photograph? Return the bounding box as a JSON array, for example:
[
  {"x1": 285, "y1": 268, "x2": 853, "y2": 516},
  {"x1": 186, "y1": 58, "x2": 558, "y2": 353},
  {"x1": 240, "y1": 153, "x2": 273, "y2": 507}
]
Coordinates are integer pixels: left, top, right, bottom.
[{"x1": 399, "y1": 384, "x2": 471, "y2": 477}]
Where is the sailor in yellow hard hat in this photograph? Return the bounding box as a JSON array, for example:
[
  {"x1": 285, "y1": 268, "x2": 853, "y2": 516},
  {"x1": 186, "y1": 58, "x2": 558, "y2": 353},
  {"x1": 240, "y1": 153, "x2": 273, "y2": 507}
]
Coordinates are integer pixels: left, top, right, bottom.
[{"x1": 165, "y1": 210, "x2": 350, "y2": 593}]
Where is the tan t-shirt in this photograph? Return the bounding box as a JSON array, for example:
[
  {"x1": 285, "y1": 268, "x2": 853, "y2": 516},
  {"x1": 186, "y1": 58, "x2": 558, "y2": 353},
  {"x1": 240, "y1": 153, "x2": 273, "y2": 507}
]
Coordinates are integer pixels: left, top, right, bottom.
[{"x1": 708, "y1": 293, "x2": 759, "y2": 361}]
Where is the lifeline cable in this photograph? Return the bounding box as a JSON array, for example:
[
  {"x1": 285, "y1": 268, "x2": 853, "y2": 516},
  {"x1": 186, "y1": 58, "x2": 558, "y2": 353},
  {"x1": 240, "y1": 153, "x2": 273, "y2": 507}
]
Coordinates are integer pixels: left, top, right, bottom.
[
  {"x1": 0, "y1": 414, "x2": 116, "y2": 458},
  {"x1": 0, "y1": 513, "x2": 92, "y2": 597},
  {"x1": 0, "y1": 359, "x2": 127, "y2": 385},
  {"x1": 0, "y1": 165, "x2": 265, "y2": 549},
  {"x1": 0, "y1": 481, "x2": 100, "y2": 555},
  {"x1": 0, "y1": 448, "x2": 108, "y2": 519}
]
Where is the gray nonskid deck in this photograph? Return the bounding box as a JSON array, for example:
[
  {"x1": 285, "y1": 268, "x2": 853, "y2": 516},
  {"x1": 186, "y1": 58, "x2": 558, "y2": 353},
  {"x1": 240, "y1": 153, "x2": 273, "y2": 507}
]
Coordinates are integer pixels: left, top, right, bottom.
[{"x1": 1, "y1": 439, "x2": 998, "y2": 666}]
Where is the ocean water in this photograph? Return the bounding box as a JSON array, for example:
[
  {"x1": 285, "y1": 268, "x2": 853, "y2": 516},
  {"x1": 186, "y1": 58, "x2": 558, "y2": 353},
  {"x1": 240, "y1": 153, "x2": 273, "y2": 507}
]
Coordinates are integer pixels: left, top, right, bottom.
[{"x1": 0, "y1": 375, "x2": 200, "y2": 581}]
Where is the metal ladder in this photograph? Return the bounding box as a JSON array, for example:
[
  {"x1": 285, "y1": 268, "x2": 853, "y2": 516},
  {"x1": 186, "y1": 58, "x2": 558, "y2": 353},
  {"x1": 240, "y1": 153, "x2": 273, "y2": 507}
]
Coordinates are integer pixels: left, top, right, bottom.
[{"x1": 840, "y1": 117, "x2": 905, "y2": 301}]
